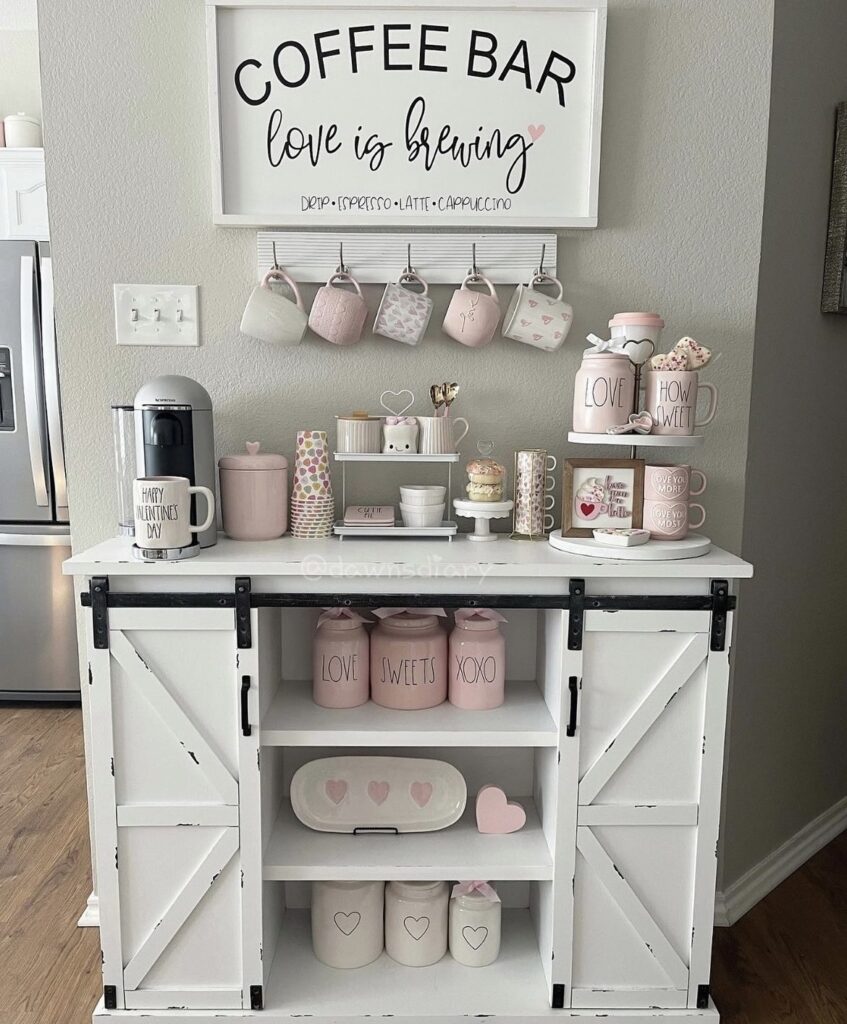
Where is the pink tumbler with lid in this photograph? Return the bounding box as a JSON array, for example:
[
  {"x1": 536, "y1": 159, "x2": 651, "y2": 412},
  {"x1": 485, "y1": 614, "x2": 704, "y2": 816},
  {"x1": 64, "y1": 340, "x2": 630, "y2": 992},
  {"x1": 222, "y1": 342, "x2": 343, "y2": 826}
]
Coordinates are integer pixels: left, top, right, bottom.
[
  {"x1": 370, "y1": 609, "x2": 448, "y2": 710},
  {"x1": 449, "y1": 610, "x2": 507, "y2": 710},
  {"x1": 312, "y1": 609, "x2": 370, "y2": 708}
]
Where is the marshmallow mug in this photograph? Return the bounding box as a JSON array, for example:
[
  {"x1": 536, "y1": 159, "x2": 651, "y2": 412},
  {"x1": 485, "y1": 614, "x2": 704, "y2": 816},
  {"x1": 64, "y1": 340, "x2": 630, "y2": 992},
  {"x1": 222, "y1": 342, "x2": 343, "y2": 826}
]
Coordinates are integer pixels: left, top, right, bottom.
[
  {"x1": 502, "y1": 273, "x2": 573, "y2": 351},
  {"x1": 240, "y1": 268, "x2": 307, "y2": 346},
  {"x1": 133, "y1": 476, "x2": 215, "y2": 552},
  {"x1": 442, "y1": 274, "x2": 501, "y2": 348}
]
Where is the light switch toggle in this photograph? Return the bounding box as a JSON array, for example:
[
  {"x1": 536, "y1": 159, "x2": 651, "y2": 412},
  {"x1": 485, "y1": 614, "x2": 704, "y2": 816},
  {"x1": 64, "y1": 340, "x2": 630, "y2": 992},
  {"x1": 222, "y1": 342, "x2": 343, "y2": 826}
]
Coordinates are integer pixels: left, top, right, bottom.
[{"x1": 114, "y1": 285, "x2": 199, "y2": 346}]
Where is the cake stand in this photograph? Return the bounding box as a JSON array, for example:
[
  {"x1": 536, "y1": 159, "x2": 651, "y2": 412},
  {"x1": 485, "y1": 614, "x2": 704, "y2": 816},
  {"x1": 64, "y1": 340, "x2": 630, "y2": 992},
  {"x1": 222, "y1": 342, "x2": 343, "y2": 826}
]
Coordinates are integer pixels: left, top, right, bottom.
[{"x1": 453, "y1": 499, "x2": 514, "y2": 541}]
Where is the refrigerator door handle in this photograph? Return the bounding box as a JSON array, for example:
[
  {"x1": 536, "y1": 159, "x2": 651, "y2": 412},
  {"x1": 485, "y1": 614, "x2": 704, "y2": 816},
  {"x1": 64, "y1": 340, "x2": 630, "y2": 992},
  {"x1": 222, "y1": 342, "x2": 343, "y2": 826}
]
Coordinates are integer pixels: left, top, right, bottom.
[
  {"x1": 19, "y1": 255, "x2": 49, "y2": 507},
  {"x1": 0, "y1": 531, "x2": 71, "y2": 547},
  {"x1": 39, "y1": 255, "x2": 67, "y2": 510}
]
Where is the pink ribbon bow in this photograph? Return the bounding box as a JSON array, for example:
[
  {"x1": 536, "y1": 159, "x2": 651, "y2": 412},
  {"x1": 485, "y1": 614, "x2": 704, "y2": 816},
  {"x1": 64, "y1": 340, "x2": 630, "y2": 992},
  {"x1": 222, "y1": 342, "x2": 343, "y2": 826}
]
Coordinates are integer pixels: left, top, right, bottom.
[
  {"x1": 454, "y1": 608, "x2": 508, "y2": 624},
  {"x1": 317, "y1": 607, "x2": 369, "y2": 627},
  {"x1": 373, "y1": 607, "x2": 447, "y2": 619},
  {"x1": 383, "y1": 416, "x2": 417, "y2": 426},
  {"x1": 451, "y1": 880, "x2": 500, "y2": 902}
]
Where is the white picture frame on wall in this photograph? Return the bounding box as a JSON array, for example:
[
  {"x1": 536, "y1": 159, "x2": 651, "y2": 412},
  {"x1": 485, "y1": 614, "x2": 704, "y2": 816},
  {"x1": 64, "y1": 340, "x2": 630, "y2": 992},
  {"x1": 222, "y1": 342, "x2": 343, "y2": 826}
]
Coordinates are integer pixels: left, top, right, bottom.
[{"x1": 206, "y1": 0, "x2": 607, "y2": 227}]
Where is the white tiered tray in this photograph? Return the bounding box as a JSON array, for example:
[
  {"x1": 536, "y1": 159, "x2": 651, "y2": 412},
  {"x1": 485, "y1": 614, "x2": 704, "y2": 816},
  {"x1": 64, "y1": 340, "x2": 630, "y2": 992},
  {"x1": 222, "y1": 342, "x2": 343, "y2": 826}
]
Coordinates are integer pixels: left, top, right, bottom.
[
  {"x1": 568, "y1": 431, "x2": 705, "y2": 447},
  {"x1": 549, "y1": 528, "x2": 712, "y2": 561}
]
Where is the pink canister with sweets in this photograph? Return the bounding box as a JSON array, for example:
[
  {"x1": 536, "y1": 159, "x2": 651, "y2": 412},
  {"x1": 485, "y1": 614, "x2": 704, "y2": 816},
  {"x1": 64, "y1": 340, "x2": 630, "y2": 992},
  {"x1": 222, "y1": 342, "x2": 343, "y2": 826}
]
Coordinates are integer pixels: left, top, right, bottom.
[
  {"x1": 449, "y1": 610, "x2": 507, "y2": 710},
  {"x1": 312, "y1": 608, "x2": 370, "y2": 709},
  {"x1": 370, "y1": 608, "x2": 447, "y2": 710}
]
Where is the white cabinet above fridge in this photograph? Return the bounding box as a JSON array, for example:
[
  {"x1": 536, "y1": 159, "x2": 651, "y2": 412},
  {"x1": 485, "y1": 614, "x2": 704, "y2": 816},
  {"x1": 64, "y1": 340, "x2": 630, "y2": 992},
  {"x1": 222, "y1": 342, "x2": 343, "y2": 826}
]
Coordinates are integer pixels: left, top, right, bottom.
[{"x1": 0, "y1": 149, "x2": 49, "y2": 242}]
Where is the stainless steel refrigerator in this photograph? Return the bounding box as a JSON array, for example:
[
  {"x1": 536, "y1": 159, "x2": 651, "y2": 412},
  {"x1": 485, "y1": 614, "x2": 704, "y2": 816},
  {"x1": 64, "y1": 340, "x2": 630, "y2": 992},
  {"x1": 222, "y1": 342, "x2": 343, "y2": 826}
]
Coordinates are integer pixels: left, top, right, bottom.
[{"x1": 0, "y1": 240, "x2": 79, "y2": 700}]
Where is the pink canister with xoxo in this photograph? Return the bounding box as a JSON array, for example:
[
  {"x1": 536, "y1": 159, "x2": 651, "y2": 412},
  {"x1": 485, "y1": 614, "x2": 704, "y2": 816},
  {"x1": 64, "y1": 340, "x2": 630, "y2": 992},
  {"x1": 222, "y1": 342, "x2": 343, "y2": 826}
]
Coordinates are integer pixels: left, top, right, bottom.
[{"x1": 448, "y1": 610, "x2": 507, "y2": 710}]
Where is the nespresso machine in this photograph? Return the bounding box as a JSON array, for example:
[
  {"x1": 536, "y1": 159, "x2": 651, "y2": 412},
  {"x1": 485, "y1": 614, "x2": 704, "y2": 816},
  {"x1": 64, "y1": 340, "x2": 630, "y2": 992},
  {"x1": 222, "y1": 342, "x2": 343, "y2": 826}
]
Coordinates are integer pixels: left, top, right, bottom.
[{"x1": 133, "y1": 375, "x2": 217, "y2": 554}]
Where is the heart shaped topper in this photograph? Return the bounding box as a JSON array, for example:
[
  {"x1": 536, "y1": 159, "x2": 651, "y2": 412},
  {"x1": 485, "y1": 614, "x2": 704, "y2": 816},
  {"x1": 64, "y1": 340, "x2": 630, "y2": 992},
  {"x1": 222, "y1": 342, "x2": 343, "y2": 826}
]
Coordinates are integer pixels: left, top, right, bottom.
[
  {"x1": 380, "y1": 389, "x2": 415, "y2": 417},
  {"x1": 475, "y1": 785, "x2": 526, "y2": 834},
  {"x1": 623, "y1": 338, "x2": 656, "y2": 365}
]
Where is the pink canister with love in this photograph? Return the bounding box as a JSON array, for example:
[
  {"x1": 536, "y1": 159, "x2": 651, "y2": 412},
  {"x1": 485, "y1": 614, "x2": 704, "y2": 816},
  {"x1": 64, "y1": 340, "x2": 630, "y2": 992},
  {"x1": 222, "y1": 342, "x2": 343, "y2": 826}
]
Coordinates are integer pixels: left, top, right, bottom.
[
  {"x1": 572, "y1": 352, "x2": 635, "y2": 433},
  {"x1": 312, "y1": 609, "x2": 370, "y2": 709},
  {"x1": 449, "y1": 610, "x2": 506, "y2": 710},
  {"x1": 370, "y1": 609, "x2": 447, "y2": 710}
]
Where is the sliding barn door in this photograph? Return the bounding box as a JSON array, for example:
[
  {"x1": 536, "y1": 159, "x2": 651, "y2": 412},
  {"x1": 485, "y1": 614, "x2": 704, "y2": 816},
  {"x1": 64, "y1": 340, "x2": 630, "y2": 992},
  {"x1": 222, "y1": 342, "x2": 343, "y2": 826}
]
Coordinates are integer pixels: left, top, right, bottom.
[
  {"x1": 87, "y1": 607, "x2": 263, "y2": 1011},
  {"x1": 570, "y1": 609, "x2": 728, "y2": 1010}
]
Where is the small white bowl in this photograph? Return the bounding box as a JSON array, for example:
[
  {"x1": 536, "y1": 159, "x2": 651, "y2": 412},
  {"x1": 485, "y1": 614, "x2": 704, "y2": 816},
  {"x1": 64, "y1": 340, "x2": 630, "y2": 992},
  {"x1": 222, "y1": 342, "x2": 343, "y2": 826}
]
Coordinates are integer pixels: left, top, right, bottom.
[
  {"x1": 399, "y1": 502, "x2": 445, "y2": 527},
  {"x1": 399, "y1": 485, "x2": 447, "y2": 507}
]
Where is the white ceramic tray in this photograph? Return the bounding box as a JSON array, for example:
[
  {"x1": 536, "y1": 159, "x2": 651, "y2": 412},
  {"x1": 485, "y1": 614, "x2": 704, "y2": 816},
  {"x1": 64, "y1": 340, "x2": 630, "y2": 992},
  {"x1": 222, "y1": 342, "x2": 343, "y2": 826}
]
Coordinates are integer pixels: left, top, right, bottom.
[
  {"x1": 548, "y1": 529, "x2": 712, "y2": 561},
  {"x1": 568, "y1": 431, "x2": 704, "y2": 447},
  {"x1": 333, "y1": 520, "x2": 457, "y2": 538},
  {"x1": 290, "y1": 755, "x2": 467, "y2": 834}
]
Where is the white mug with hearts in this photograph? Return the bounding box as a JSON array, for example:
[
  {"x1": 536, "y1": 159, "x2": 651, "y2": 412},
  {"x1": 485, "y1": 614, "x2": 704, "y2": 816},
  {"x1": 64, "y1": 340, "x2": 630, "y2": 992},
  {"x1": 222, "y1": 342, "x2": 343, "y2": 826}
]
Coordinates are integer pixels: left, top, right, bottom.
[
  {"x1": 311, "y1": 880, "x2": 385, "y2": 969},
  {"x1": 502, "y1": 272, "x2": 574, "y2": 351},
  {"x1": 373, "y1": 272, "x2": 434, "y2": 346},
  {"x1": 385, "y1": 880, "x2": 449, "y2": 967}
]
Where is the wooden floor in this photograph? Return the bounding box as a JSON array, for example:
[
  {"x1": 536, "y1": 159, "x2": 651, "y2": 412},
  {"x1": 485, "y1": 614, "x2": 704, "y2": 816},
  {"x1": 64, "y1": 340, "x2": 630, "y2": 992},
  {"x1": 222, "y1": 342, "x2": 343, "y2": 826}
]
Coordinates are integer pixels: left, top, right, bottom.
[{"x1": 0, "y1": 706, "x2": 844, "y2": 1023}]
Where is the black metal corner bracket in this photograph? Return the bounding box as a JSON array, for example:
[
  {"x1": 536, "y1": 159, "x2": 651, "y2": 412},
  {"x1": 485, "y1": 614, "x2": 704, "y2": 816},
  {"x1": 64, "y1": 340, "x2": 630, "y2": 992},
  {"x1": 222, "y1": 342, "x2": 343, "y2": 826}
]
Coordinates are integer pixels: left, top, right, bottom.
[
  {"x1": 103, "y1": 985, "x2": 117, "y2": 1010},
  {"x1": 250, "y1": 984, "x2": 264, "y2": 1010},
  {"x1": 235, "y1": 577, "x2": 252, "y2": 649},
  {"x1": 90, "y1": 578, "x2": 110, "y2": 650},
  {"x1": 709, "y1": 580, "x2": 730, "y2": 651},
  {"x1": 568, "y1": 578, "x2": 585, "y2": 650},
  {"x1": 552, "y1": 983, "x2": 565, "y2": 1008}
]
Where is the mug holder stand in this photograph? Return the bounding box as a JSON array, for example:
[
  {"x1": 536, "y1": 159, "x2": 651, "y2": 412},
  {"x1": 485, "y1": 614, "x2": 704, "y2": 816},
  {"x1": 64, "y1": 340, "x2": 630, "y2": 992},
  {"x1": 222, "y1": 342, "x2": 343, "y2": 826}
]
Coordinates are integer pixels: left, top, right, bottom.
[
  {"x1": 131, "y1": 542, "x2": 201, "y2": 562},
  {"x1": 511, "y1": 450, "x2": 556, "y2": 541}
]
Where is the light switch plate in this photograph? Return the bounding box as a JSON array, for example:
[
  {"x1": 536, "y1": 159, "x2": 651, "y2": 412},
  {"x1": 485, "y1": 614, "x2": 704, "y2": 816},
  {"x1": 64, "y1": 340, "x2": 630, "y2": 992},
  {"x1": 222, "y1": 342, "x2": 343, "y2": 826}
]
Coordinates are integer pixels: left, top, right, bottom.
[{"x1": 114, "y1": 284, "x2": 199, "y2": 346}]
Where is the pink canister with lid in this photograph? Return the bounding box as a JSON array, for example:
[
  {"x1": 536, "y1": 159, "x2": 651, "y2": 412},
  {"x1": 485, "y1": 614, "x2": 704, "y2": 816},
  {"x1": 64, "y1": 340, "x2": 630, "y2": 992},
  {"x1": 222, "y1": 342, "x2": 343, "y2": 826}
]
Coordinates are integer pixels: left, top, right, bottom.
[
  {"x1": 218, "y1": 442, "x2": 288, "y2": 539},
  {"x1": 370, "y1": 609, "x2": 447, "y2": 710},
  {"x1": 313, "y1": 609, "x2": 370, "y2": 708},
  {"x1": 572, "y1": 352, "x2": 635, "y2": 433},
  {"x1": 449, "y1": 610, "x2": 507, "y2": 710}
]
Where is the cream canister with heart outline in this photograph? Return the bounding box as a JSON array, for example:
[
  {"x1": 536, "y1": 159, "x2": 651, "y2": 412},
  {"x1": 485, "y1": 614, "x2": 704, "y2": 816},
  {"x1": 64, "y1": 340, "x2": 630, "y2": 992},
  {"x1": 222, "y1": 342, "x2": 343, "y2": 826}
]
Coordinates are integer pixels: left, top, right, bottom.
[
  {"x1": 385, "y1": 880, "x2": 449, "y2": 967},
  {"x1": 311, "y1": 880, "x2": 385, "y2": 968}
]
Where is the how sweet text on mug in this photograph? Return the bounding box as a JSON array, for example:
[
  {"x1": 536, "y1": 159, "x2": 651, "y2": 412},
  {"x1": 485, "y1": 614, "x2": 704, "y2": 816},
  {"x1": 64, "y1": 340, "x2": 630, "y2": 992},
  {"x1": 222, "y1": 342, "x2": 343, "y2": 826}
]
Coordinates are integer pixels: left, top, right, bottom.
[{"x1": 655, "y1": 379, "x2": 694, "y2": 429}]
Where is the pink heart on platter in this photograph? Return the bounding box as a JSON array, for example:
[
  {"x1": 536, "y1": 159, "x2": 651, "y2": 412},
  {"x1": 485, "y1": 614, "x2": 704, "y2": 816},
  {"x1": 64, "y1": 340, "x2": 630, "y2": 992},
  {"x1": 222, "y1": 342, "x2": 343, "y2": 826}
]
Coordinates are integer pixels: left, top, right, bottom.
[
  {"x1": 325, "y1": 779, "x2": 347, "y2": 805},
  {"x1": 476, "y1": 785, "x2": 526, "y2": 834},
  {"x1": 368, "y1": 780, "x2": 390, "y2": 805},
  {"x1": 410, "y1": 781, "x2": 433, "y2": 807},
  {"x1": 541, "y1": 315, "x2": 553, "y2": 324},
  {"x1": 528, "y1": 123, "x2": 546, "y2": 142}
]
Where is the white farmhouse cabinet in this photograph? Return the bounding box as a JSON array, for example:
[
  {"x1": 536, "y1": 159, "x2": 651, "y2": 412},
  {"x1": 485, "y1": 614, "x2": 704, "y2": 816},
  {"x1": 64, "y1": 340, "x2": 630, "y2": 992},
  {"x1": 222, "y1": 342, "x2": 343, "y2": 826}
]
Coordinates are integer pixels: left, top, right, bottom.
[
  {"x1": 65, "y1": 537, "x2": 751, "y2": 1024},
  {"x1": 0, "y1": 149, "x2": 49, "y2": 240}
]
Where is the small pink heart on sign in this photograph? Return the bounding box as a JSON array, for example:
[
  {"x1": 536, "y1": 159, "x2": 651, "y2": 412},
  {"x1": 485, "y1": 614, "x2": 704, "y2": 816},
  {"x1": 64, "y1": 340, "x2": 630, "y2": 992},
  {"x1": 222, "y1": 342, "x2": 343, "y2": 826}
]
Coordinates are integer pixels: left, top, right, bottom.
[
  {"x1": 528, "y1": 123, "x2": 546, "y2": 142},
  {"x1": 475, "y1": 785, "x2": 526, "y2": 834},
  {"x1": 410, "y1": 781, "x2": 433, "y2": 807},
  {"x1": 368, "y1": 780, "x2": 390, "y2": 805},
  {"x1": 325, "y1": 779, "x2": 347, "y2": 805}
]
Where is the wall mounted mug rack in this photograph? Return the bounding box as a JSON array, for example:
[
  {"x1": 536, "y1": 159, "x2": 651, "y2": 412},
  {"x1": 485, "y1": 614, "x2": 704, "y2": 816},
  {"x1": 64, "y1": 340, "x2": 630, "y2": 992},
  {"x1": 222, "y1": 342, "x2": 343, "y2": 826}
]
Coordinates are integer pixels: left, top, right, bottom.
[{"x1": 256, "y1": 231, "x2": 558, "y2": 285}]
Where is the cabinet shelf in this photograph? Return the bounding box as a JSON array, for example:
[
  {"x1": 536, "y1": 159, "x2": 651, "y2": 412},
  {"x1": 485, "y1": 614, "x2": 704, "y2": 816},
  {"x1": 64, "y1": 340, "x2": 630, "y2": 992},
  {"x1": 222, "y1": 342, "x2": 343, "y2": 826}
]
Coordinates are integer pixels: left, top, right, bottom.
[
  {"x1": 261, "y1": 680, "x2": 558, "y2": 748},
  {"x1": 263, "y1": 908, "x2": 551, "y2": 1019},
  {"x1": 263, "y1": 799, "x2": 552, "y2": 881}
]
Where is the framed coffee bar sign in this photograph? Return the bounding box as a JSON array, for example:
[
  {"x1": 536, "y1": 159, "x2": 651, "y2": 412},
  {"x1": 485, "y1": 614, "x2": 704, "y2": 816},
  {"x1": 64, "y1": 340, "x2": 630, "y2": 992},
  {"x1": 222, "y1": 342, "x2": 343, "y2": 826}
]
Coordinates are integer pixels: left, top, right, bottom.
[{"x1": 206, "y1": 1, "x2": 607, "y2": 227}]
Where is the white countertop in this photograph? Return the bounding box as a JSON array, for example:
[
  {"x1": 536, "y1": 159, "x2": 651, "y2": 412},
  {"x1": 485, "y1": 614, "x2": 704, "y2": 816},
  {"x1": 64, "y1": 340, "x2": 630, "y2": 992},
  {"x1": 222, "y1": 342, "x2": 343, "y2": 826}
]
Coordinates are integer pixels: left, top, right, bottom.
[{"x1": 64, "y1": 535, "x2": 753, "y2": 580}]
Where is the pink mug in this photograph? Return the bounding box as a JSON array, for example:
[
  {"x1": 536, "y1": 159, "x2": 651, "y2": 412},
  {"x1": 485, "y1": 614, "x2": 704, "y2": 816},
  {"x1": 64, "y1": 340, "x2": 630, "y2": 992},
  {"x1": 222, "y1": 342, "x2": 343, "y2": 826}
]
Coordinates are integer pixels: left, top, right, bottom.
[
  {"x1": 644, "y1": 464, "x2": 707, "y2": 502},
  {"x1": 643, "y1": 498, "x2": 706, "y2": 540},
  {"x1": 644, "y1": 370, "x2": 718, "y2": 436},
  {"x1": 308, "y1": 271, "x2": 368, "y2": 346},
  {"x1": 442, "y1": 274, "x2": 501, "y2": 347}
]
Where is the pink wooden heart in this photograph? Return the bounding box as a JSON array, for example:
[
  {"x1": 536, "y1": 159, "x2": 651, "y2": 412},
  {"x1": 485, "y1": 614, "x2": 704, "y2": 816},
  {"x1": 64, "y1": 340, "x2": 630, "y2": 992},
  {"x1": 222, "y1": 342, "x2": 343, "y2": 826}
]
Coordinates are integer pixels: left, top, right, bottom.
[
  {"x1": 368, "y1": 780, "x2": 390, "y2": 805},
  {"x1": 410, "y1": 781, "x2": 433, "y2": 807},
  {"x1": 528, "y1": 123, "x2": 546, "y2": 142},
  {"x1": 325, "y1": 779, "x2": 347, "y2": 805},
  {"x1": 475, "y1": 785, "x2": 526, "y2": 834}
]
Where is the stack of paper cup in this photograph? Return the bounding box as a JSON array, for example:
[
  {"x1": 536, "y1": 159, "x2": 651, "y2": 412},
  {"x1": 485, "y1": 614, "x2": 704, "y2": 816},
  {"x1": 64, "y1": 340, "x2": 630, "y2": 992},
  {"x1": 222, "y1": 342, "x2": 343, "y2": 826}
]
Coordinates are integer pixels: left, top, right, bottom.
[{"x1": 290, "y1": 429, "x2": 334, "y2": 538}]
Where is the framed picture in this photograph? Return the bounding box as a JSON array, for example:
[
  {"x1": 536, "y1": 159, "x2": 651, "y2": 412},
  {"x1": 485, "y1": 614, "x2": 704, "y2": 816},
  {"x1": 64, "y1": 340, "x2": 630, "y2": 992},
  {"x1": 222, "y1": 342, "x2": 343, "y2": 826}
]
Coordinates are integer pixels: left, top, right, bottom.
[
  {"x1": 206, "y1": 0, "x2": 606, "y2": 227},
  {"x1": 822, "y1": 101, "x2": 847, "y2": 313},
  {"x1": 562, "y1": 458, "x2": 644, "y2": 537}
]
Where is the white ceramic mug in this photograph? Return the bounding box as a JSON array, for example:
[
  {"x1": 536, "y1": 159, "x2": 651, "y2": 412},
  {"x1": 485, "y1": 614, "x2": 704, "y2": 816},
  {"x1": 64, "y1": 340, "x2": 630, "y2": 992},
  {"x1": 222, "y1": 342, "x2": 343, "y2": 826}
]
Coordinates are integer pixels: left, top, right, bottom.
[
  {"x1": 502, "y1": 274, "x2": 573, "y2": 351},
  {"x1": 417, "y1": 415, "x2": 470, "y2": 454},
  {"x1": 240, "y1": 268, "x2": 307, "y2": 346},
  {"x1": 133, "y1": 476, "x2": 215, "y2": 551},
  {"x1": 373, "y1": 273, "x2": 433, "y2": 346},
  {"x1": 442, "y1": 275, "x2": 500, "y2": 347}
]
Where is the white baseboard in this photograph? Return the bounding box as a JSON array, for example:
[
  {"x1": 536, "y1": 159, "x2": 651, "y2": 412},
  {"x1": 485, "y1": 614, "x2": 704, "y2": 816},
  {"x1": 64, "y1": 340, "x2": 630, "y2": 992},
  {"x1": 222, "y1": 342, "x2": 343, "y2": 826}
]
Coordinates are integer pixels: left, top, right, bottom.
[
  {"x1": 714, "y1": 794, "x2": 847, "y2": 926},
  {"x1": 77, "y1": 891, "x2": 99, "y2": 928}
]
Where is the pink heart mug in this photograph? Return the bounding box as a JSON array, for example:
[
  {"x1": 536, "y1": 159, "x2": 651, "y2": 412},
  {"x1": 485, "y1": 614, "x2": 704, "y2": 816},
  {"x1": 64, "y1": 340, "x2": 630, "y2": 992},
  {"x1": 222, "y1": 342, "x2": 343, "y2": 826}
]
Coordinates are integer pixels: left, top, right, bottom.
[{"x1": 442, "y1": 274, "x2": 501, "y2": 348}]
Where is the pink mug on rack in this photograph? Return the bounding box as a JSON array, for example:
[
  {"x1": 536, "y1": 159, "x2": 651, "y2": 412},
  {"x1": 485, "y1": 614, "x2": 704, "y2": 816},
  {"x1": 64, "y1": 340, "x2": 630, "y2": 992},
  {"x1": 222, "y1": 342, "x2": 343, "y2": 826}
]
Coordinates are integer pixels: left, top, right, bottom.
[
  {"x1": 308, "y1": 271, "x2": 368, "y2": 346},
  {"x1": 442, "y1": 274, "x2": 501, "y2": 347}
]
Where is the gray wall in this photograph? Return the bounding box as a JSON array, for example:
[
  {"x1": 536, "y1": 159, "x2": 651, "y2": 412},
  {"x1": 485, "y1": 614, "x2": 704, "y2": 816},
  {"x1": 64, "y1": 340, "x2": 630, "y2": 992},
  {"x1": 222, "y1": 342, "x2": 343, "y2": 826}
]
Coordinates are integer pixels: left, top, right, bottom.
[
  {"x1": 37, "y1": 0, "x2": 773, "y2": 555},
  {"x1": 721, "y1": 0, "x2": 847, "y2": 885}
]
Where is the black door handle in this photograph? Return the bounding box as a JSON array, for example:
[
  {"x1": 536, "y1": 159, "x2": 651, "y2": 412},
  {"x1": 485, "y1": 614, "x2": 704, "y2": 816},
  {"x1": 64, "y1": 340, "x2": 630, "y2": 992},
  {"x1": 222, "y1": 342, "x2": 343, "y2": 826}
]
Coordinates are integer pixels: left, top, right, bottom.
[
  {"x1": 241, "y1": 675, "x2": 252, "y2": 737},
  {"x1": 566, "y1": 676, "x2": 579, "y2": 737}
]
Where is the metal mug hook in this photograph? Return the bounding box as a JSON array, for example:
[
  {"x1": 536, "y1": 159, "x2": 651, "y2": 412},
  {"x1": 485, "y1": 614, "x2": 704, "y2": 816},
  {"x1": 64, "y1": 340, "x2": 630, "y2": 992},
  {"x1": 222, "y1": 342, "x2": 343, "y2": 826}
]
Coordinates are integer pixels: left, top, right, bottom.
[
  {"x1": 469, "y1": 242, "x2": 480, "y2": 279},
  {"x1": 533, "y1": 242, "x2": 547, "y2": 280},
  {"x1": 405, "y1": 242, "x2": 413, "y2": 276},
  {"x1": 336, "y1": 241, "x2": 349, "y2": 275},
  {"x1": 272, "y1": 241, "x2": 280, "y2": 270}
]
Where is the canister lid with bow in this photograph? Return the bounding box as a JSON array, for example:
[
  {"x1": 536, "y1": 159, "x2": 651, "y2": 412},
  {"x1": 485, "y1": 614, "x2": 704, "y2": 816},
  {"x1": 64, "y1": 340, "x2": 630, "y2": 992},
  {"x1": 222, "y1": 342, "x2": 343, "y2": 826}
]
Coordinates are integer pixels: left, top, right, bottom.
[
  {"x1": 316, "y1": 607, "x2": 370, "y2": 632},
  {"x1": 453, "y1": 609, "x2": 508, "y2": 631},
  {"x1": 373, "y1": 608, "x2": 447, "y2": 629}
]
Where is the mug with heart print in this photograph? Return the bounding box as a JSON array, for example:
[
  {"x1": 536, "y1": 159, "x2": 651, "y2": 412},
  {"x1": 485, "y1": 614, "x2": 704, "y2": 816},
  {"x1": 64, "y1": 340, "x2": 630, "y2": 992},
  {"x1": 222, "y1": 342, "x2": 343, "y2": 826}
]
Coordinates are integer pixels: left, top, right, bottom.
[
  {"x1": 373, "y1": 272, "x2": 433, "y2": 346},
  {"x1": 442, "y1": 274, "x2": 501, "y2": 348},
  {"x1": 309, "y1": 270, "x2": 368, "y2": 345},
  {"x1": 133, "y1": 476, "x2": 215, "y2": 557},
  {"x1": 502, "y1": 273, "x2": 573, "y2": 351},
  {"x1": 240, "y1": 267, "x2": 307, "y2": 346}
]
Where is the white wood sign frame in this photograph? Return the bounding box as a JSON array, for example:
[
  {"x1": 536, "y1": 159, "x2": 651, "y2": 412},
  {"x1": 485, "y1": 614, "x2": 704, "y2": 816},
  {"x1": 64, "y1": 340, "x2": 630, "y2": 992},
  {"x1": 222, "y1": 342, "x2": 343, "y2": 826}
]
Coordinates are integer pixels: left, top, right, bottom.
[{"x1": 206, "y1": 0, "x2": 607, "y2": 227}]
